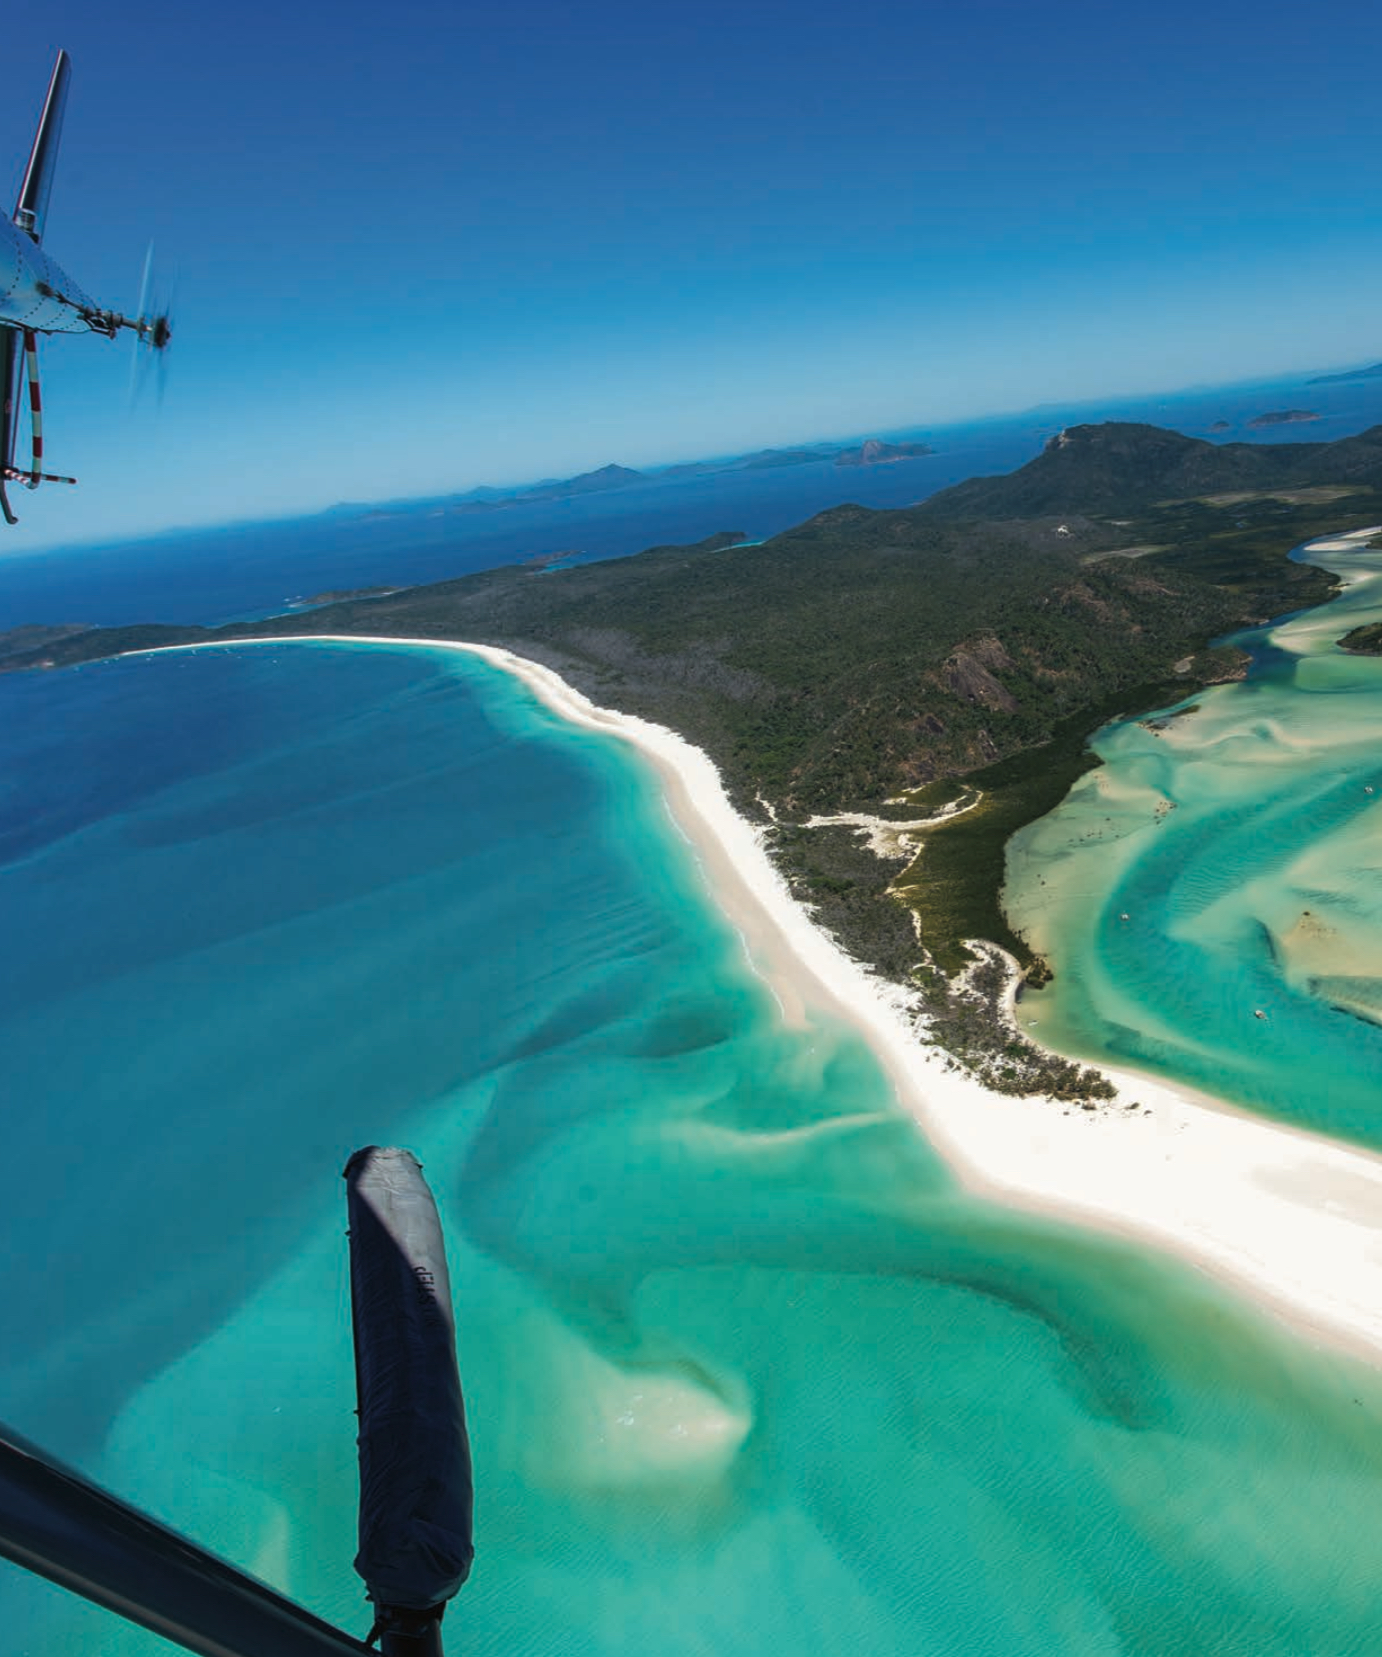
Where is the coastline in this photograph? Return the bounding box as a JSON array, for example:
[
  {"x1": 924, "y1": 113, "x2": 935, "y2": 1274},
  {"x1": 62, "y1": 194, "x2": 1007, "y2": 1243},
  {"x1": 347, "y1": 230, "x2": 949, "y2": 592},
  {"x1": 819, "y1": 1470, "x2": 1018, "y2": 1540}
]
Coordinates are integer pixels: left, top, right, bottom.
[{"x1": 141, "y1": 630, "x2": 1382, "y2": 1366}]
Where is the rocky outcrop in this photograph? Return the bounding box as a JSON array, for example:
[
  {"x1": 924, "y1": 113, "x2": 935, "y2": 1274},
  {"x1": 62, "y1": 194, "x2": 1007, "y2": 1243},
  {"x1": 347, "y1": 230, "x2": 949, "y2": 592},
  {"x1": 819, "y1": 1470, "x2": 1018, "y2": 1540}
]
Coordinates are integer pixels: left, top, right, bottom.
[{"x1": 939, "y1": 637, "x2": 1018, "y2": 711}]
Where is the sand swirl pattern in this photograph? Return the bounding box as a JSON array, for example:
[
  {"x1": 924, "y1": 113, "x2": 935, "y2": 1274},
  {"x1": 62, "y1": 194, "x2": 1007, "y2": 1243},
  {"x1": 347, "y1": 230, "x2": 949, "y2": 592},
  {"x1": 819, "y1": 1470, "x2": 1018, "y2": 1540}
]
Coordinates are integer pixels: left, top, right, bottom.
[
  {"x1": 1006, "y1": 530, "x2": 1382, "y2": 1145},
  {"x1": 6, "y1": 640, "x2": 1382, "y2": 1654}
]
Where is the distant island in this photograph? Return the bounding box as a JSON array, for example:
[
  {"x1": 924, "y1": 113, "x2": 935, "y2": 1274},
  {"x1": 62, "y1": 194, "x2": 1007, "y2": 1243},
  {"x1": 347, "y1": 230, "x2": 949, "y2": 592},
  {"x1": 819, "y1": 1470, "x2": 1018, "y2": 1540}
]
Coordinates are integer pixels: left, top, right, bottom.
[
  {"x1": 1247, "y1": 409, "x2": 1321, "y2": 428},
  {"x1": 323, "y1": 439, "x2": 939, "y2": 524},
  {"x1": 834, "y1": 438, "x2": 934, "y2": 467},
  {"x1": 739, "y1": 447, "x2": 832, "y2": 469},
  {"x1": 472, "y1": 463, "x2": 649, "y2": 508},
  {"x1": 11, "y1": 419, "x2": 1381, "y2": 1100},
  {"x1": 1309, "y1": 362, "x2": 1382, "y2": 385},
  {"x1": 664, "y1": 438, "x2": 934, "y2": 475},
  {"x1": 1208, "y1": 420, "x2": 1231, "y2": 432},
  {"x1": 523, "y1": 463, "x2": 647, "y2": 500}
]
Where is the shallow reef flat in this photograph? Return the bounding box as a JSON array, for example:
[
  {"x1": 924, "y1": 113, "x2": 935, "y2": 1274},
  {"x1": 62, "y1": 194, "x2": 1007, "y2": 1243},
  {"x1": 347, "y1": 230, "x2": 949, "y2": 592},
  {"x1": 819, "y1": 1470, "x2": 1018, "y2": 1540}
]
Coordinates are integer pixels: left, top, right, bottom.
[{"x1": 1005, "y1": 533, "x2": 1382, "y2": 1144}]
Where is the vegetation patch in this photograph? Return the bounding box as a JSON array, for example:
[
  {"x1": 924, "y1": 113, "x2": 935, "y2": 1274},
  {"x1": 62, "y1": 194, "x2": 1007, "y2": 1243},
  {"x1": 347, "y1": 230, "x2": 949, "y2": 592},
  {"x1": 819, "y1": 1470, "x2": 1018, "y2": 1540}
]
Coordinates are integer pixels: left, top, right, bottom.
[
  {"x1": 918, "y1": 948, "x2": 1115, "y2": 1101},
  {"x1": 1339, "y1": 621, "x2": 1382, "y2": 655}
]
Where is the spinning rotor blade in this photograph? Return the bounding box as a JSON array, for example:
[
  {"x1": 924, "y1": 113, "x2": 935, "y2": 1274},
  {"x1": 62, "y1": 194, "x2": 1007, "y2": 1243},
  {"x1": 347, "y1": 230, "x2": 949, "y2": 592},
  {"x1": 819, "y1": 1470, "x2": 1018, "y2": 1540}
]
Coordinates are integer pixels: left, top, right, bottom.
[{"x1": 127, "y1": 248, "x2": 175, "y2": 406}]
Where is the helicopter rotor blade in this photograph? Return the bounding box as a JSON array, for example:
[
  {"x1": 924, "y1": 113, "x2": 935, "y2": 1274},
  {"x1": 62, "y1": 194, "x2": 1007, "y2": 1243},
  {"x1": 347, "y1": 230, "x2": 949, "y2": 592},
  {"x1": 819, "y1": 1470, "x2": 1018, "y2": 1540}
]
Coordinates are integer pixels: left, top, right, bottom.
[
  {"x1": 127, "y1": 246, "x2": 174, "y2": 408},
  {"x1": 153, "y1": 269, "x2": 176, "y2": 405}
]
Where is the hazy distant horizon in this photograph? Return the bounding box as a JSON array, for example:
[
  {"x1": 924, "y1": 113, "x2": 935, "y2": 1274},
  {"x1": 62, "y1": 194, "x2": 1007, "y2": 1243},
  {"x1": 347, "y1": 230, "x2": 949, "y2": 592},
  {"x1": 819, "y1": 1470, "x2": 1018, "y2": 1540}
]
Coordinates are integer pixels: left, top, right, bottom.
[{"x1": 12, "y1": 354, "x2": 1382, "y2": 561}]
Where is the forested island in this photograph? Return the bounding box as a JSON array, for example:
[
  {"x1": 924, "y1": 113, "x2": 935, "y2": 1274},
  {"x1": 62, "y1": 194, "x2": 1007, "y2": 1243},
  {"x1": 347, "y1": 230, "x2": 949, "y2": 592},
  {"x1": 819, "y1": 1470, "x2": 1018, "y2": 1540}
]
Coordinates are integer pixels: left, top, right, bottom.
[
  {"x1": 1247, "y1": 409, "x2": 1321, "y2": 428},
  {"x1": 1310, "y1": 362, "x2": 1382, "y2": 385},
  {"x1": 1339, "y1": 620, "x2": 1382, "y2": 655},
  {"x1": 834, "y1": 438, "x2": 934, "y2": 466},
  {"x1": 10, "y1": 421, "x2": 1382, "y2": 1097}
]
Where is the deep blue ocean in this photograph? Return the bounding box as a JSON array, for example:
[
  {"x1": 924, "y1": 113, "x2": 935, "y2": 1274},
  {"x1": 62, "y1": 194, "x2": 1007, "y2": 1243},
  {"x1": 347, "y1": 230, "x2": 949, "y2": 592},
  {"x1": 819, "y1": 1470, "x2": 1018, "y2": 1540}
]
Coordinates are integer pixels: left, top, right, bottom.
[{"x1": 8, "y1": 378, "x2": 1382, "y2": 1654}]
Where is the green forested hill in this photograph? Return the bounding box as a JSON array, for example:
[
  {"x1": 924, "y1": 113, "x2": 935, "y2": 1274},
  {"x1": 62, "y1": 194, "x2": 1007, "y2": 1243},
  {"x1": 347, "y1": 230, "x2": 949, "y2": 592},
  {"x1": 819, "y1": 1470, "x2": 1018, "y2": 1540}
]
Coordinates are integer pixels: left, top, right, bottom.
[
  {"x1": 921, "y1": 421, "x2": 1382, "y2": 518},
  {"x1": 415, "y1": 507, "x2": 1243, "y2": 813}
]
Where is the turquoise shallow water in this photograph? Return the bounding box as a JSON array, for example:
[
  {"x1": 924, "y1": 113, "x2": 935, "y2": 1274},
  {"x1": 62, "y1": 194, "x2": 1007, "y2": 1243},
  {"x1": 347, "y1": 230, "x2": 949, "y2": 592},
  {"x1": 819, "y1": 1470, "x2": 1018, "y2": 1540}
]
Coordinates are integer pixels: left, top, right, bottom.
[
  {"x1": 1006, "y1": 537, "x2": 1382, "y2": 1146},
  {"x1": 8, "y1": 642, "x2": 1382, "y2": 1653}
]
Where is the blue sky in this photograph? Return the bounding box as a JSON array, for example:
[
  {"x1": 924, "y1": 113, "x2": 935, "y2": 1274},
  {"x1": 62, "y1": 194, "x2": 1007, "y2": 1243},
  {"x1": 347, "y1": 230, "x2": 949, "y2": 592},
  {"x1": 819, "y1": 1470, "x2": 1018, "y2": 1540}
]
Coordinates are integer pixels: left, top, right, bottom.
[{"x1": 7, "y1": 0, "x2": 1382, "y2": 548}]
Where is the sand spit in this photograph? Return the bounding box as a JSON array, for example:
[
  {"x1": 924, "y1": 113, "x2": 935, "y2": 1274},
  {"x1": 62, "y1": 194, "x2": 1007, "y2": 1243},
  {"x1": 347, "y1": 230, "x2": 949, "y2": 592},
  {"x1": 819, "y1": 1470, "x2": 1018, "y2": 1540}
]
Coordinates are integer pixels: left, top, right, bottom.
[
  {"x1": 138, "y1": 633, "x2": 1382, "y2": 1366},
  {"x1": 1300, "y1": 526, "x2": 1382, "y2": 552}
]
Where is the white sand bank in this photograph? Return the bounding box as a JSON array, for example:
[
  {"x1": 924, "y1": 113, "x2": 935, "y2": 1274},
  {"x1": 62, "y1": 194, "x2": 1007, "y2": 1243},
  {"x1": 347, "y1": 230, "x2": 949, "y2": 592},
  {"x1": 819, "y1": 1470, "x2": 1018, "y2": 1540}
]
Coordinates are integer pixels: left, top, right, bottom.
[
  {"x1": 142, "y1": 633, "x2": 1382, "y2": 1364},
  {"x1": 1301, "y1": 526, "x2": 1382, "y2": 551}
]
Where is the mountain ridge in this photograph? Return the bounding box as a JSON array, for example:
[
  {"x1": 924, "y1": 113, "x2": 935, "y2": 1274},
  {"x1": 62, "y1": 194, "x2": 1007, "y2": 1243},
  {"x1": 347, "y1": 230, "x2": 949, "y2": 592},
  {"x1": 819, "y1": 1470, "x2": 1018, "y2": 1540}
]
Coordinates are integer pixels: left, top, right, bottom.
[{"x1": 920, "y1": 421, "x2": 1382, "y2": 518}]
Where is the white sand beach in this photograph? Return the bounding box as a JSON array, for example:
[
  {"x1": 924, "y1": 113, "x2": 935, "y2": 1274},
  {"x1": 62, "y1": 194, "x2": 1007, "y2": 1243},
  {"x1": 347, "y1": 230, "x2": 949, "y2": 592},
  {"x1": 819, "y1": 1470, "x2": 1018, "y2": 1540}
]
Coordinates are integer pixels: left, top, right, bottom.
[{"x1": 144, "y1": 632, "x2": 1382, "y2": 1366}]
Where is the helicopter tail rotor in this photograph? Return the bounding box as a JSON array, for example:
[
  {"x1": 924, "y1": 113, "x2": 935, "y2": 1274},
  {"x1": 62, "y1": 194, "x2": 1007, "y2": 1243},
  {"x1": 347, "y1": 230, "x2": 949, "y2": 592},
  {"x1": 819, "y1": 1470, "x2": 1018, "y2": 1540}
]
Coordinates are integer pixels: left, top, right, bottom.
[{"x1": 126, "y1": 243, "x2": 174, "y2": 405}]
